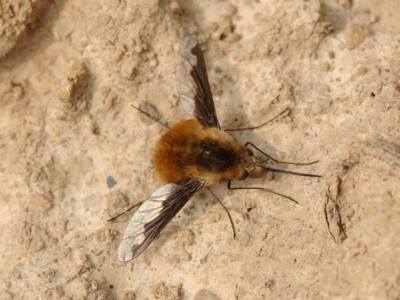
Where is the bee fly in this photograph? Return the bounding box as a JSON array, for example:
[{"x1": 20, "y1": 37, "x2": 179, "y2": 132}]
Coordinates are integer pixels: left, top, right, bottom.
[{"x1": 113, "y1": 36, "x2": 321, "y2": 262}]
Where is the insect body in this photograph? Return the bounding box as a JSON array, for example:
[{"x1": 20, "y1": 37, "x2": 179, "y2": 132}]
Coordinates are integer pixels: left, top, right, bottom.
[
  {"x1": 154, "y1": 118, "x2": 258, "y2": 185},
  {"x1": 117, "y1": 37, "x2": 320, "y2": 262}
]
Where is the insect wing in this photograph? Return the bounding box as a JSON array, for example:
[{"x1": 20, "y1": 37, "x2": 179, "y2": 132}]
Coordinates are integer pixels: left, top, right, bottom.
[
  {"x1": 176, "y1": 36, "x2": 221, "y2": 129},
  {"x1": 118, "y1": 181, "x2": 204, "y2": 262}
]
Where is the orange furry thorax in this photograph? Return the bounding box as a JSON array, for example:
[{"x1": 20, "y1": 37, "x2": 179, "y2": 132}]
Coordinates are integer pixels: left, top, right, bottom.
[{"x1": 153, "y1": 119, "x2": 245, "y2": 185}]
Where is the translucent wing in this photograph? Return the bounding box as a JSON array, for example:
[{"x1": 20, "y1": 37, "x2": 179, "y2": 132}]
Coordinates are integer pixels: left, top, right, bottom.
[
  {"x1": 176, "y1": 36, "x2": 221, "y2": 129},
  {"x1": 118, "y1": 180, "x2": 204, "y2": 262}
]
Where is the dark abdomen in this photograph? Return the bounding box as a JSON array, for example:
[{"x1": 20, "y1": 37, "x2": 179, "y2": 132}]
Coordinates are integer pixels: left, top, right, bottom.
[{"x1": 196, "y1": 139, "x2": 237, "y2": 172}]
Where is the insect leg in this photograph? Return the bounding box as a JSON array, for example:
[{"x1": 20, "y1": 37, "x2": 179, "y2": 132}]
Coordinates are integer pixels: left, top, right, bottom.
[
  {"x1": 227, "y1": 180, "x2": 299, "y2": 205},
  {"x1": 131, "y1": 104, "x2": 170, "y2": 129},
  {"x1": 224, "y1": 107, "x2": 290, "y2": 132},
  {"x1": 207, "y1": 187, "x2": 237, "y2": 240},
  {"x1": 244, "y1": 141, "x2": 319, "y2": 166},
  {"x1": 107, "y1": 201, "x2": 144, "y2": 223}
]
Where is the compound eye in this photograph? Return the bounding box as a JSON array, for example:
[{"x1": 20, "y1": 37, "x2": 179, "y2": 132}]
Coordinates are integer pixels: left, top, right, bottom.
[
  {"x1": 244, "y1": 148, "x2": 253, "y2": 156},
  {"x1": 250, "y1": 165, "x2": 265, "y2": 178},
  {"x1": 237, "y1": 168, "x2": 249, "y2": 180}
]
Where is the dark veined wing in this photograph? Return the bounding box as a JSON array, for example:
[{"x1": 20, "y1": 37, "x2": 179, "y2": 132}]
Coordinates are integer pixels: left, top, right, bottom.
[
  {"x1": 118, "y1": 180, "x2": 204, "y2": 262},
  {"x1": 176, "y1": 36, "x2": 221, "y2": 129}
]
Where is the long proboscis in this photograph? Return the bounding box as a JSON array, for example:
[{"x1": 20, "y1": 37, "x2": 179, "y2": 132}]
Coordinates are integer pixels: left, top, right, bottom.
[{"x1": 261, "y1": 165, "x2": 322, "y2": 178}]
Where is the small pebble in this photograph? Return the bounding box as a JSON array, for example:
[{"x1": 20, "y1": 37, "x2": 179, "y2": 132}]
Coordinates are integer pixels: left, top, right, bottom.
[{"x1": 107, "y1": 176, "x2": 117, "y2": 188}]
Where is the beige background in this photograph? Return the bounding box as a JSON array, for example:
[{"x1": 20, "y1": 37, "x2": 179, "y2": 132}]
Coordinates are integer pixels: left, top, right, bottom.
[{"x1": 0, "y1": 0, "x2": 399, "y2": 299}]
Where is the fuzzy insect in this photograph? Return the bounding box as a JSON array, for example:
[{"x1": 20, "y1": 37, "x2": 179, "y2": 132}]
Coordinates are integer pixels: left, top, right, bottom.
[{"x1": 116, "y1": 36, "x2": 321, "y2": 262}]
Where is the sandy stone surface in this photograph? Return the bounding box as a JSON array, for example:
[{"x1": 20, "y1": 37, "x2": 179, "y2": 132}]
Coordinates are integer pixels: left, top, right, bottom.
[{"x1": 0, "y1": 0, "x2": 399, "y2": 299}]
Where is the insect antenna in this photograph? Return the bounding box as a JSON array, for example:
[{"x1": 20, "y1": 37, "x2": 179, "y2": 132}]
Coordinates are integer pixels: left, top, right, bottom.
[
  {"x1": 131, "y1": 104, "x2": 170, "y2": 129},
  {"x1": 207, "y1": 187, "x2": 237, "y2": 239},
  {"x1": 227, "y1": 180, "x2": 299, "y2": 204},
  {"x1": 224, "y1": 107, "x2": 290, "y2": 132},
  {"x1": 245, "y1": 141, "x2": 319, "y2": 166}
]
